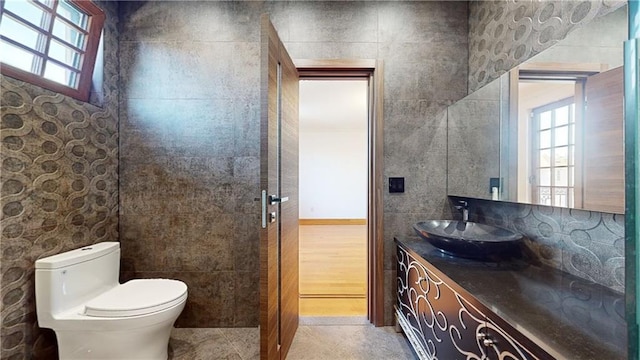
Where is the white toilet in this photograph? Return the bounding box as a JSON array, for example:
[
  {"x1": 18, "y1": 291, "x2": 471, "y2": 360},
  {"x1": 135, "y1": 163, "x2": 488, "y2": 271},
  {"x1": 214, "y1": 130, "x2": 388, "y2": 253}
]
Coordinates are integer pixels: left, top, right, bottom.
[{"x1": 35, "y1": 242, "x2": 188, "y2": 360}]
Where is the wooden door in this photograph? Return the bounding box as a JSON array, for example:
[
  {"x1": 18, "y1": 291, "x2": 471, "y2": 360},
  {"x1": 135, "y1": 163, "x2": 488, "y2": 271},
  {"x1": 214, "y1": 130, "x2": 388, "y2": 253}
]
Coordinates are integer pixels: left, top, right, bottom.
[
  {"x1": 583, "y1": 66, "x2": 624, "y2": 213},
  {"x1": 260, "y1": 14, "x2": 299, "y2": 360}
]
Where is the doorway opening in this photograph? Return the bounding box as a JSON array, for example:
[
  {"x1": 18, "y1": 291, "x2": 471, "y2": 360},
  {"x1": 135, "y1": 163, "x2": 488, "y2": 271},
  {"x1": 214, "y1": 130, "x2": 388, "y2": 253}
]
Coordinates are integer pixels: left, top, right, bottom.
[
  {"x1": 294, "y1": 59, "x2": 384, "y2": 327},
  {"x1": 298, "y1": 79, "x2": 369, "y2": 321}
]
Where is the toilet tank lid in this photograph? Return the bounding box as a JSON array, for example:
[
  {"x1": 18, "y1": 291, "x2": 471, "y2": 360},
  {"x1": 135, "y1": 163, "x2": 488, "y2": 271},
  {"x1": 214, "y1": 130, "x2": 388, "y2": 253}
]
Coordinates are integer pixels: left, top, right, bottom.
[{"x1": 35, "y1": 242, "x2": 120, "y2": 269}]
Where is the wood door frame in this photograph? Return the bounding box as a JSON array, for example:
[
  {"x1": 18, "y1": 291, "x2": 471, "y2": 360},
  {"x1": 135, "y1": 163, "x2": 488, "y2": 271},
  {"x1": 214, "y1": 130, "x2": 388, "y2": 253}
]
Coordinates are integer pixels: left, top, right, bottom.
[{"x1": 294, "y1": 59, "x2": 385, "y2": 326}]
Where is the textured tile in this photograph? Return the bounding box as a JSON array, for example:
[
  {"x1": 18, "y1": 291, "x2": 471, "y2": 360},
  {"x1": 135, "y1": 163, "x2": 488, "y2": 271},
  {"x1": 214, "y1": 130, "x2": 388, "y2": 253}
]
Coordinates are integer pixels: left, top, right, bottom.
[
  {"x1": 378, "y1": 1, "x2": 468, "y2": 44},
  {"x1": 232, "y1": 101, "x2": 260, "y2": 157},
  {"x1": 468, "y1": 0, "x2": 626, "y2": 92},
  {"x1": 169, "y1": 324, "x2": 415, "y2": 360},
  {"x1": 119, "y1": 215, "x2": 166, "y2": 271},
  {"x1": 115, "y1": 1, "x2": 474, "y2": 336},
  {"x1": 463, "y1": 197, "x2": 625, "y2": 293},
  {"x1": 383, "y1": 99, "x2": 449, "y2": 220},
  {"x1": 340, "y1": 327, "x2": 415, "y2": 359},
  {"x1": 232, "y1": 273, "x2": 259, "y2": 327},
  {"x1": 0, "y1": 3, "x2": 119, "y2": 355},
  {"x1": 286, "y1": 325, "x2": 414, "y2": 360},
  {"x1": 229, "y1": 43, "x2": 261, "y2": 103},
  {"x1": 446, "y1": 82, "x2": 502, "y2": 200},
  {"x1": 560, "y1": 4, "x2": 626, "y2": 47},
  {"x1": 220, "y1": 327, "x2": 259, "y2": 360},
  {"x1": 384, "y1": 99, "x2": 451, "y2": 129},
  {"x1": 120, "y1": 40, "x2": 238, "y2": 100},
  {"x1": 169, "y1": 328, "x2": 229, "y2": 359},
  {"x1": 135, "y1": 271, "x2": 236, "y2": 328},
  {"x1": 232, "y1": 156, "x2": 259, "y2": 181},
  {"x1": 286, "y1": 326, "x2": 350, "y2": 360},
  {"x1": 120, "y1": 2, "x2": 262, "y2": 43},
  {"x1": 286, "y1": 2, "x2": 378, "y2": 43},
  {"x1": 382, "y1": 165, "x2": 448, "y2": 215},
  {"x1": 380, "y1": 42, "x2": 468, "y2": 102},
  {"x1": 111, "y1": 3, "x2": 624, "y2": 340},
  {"x1": 157, "y1": 238, "x2": 234, "y2": 272},
  {"x1": 284, "y1": 41, "x2": 378, "y2": 60},
  {"x1": 233, "y1": 215, "x2": 260, "y2": 272}
]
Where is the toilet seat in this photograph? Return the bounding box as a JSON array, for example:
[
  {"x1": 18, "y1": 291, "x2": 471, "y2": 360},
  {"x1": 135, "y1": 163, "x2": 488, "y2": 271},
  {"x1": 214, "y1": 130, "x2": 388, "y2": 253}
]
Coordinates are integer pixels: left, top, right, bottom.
[{"x1": 84, "y1": 279, "x2": 187, "y2": 318}]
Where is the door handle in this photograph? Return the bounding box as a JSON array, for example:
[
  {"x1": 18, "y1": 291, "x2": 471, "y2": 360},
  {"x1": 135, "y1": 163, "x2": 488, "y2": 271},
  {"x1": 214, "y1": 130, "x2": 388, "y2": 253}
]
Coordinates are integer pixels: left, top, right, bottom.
[
  {"x1": 268, "y1": 195, "x2": 289, "y2": 205},
  {"x1": 262, "y1": 191, "x2": 288, "y2": 228},
  {"x1": 261, "y1": 190, "x2": 267, "y2": 228}
]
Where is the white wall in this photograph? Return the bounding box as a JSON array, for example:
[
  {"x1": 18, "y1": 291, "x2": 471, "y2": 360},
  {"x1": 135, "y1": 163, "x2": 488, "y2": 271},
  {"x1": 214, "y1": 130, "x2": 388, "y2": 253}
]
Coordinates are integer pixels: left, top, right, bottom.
[{"x1": 299, "y1": 80, "x2": 368, "y2": 219}]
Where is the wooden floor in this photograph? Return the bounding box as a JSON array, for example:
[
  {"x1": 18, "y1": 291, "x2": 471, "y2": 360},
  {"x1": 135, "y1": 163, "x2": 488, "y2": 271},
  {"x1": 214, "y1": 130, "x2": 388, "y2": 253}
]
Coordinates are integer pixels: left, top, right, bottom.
[{"x1": 299, "y1": 224, "x2": 367, "y2": 316}]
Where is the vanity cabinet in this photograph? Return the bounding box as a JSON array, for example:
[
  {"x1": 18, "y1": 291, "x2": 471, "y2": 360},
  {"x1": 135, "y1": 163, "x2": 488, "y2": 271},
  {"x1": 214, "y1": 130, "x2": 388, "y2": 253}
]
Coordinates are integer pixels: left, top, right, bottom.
[{"x1": 396, "y1": 244, "x2": 551, "y2": 360}]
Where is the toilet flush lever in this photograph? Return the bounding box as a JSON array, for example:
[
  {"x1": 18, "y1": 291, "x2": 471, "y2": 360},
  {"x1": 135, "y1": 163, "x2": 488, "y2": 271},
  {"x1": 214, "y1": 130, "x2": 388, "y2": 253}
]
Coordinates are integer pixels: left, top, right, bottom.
[{"x1": 268, "y1": 194, "x2": 289, "y2": 205}]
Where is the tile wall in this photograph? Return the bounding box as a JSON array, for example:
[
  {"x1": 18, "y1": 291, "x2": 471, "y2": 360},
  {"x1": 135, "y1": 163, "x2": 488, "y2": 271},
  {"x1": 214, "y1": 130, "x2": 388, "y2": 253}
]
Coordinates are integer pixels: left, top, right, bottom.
[
  {"x1": 118, "y1": 1, "x2": 469, "y2": 327},
  {"x1": 455, "y1": 197, "x2": 625, "y2": 294},
  {"x1": 3, "y1": 5, "x2": 627, "y2": 359},
  {"x1": 0, "y1": 2, "x2": 120, "y2": 358},
  {"x1": 446, "y1": 77, "x2": 505, "y2": 200},
  {"x1": 468, "y1": 0, "x2": 626, "y2": 93},
  {"x1": 456, "y1": 0, "x2": 628, "y2": 295}
]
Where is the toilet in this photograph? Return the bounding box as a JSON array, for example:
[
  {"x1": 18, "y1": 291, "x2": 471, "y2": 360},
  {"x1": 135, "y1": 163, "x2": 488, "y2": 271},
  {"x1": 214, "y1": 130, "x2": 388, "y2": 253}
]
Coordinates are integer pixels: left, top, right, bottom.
[{"x1": 35, "y1": 242, "x2": 187, "y2": 360}]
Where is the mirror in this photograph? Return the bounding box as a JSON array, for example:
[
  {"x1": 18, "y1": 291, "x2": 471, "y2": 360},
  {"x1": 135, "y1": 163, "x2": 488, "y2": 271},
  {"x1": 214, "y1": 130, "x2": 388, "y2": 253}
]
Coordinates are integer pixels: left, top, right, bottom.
[{"x1": 447, "y1": 5, "x2": 628, "y2": 214}]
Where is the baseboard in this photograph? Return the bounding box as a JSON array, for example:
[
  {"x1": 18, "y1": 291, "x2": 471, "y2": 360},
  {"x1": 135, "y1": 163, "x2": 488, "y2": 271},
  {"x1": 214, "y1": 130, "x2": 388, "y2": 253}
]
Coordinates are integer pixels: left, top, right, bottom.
[{"x1": 299, "y1": 219, "x2": 367, "y2": 225}]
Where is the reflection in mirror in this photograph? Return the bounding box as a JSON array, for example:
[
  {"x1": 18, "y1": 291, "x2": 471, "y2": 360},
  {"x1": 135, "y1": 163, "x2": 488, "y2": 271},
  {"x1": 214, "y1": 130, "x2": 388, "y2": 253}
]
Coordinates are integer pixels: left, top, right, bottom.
[
  {"x1": 447, "y1": 77, "x2": 506, "y2": 199},
  {"x1": 514, "y1": 65, "x2": 624, "y2": 213},
  {"x1": 447, "y1": 4, "x2": 627, "y2": 214},
  {"x1": 509, "y1": 5, "x2": 627, "y2": 213}
]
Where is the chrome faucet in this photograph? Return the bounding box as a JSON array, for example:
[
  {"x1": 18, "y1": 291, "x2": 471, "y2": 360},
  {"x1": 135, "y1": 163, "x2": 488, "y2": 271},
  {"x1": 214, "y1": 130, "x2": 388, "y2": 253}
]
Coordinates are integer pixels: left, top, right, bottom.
[{"x1": 455, "y1": 201, "x2": 469, "y2": 222}]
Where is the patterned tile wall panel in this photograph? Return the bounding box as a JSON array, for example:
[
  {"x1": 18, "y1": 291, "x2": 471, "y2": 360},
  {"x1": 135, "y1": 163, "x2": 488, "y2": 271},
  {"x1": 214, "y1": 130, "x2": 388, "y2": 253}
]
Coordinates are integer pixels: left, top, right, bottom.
[
  {"x1": 0, "y1": 2, "x2": 119, "y2": 359},
  {"x1": 455, "y1": 197, "x2": 625, "y2": 294},
  {"x1": 463, "y1": 0, "x2": 627, "y2": 294},
  {"x1": 468, "y1": 0, "x2": 626, "y2": 93}
]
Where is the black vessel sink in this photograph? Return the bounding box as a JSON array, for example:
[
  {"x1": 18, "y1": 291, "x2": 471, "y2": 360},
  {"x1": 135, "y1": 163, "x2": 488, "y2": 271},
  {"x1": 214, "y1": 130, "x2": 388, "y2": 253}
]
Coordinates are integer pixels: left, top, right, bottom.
[{"x1": 413, "y1": 220, "x2": 524, "y2": 261}]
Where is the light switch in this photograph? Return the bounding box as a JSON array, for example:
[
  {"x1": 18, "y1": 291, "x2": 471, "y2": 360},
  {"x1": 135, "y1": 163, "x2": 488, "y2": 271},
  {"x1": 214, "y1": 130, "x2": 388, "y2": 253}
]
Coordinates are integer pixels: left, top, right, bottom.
[{"x1": 389, "y1": 177, "x2": 405, "y2": 193}]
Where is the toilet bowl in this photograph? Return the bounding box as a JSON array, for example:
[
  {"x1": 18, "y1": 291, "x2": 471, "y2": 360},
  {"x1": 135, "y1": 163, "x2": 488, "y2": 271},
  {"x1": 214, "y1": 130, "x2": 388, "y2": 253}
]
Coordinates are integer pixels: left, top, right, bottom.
[{"x1": 35, "y1": 242, "x2": 188, "y2": 360}]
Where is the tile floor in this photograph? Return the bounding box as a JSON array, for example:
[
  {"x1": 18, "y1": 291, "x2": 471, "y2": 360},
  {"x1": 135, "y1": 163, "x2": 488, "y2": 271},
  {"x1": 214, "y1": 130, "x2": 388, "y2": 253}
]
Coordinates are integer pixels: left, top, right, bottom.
[{"x1": 169, "y1": 324, "x2": 415, "y2": 360}]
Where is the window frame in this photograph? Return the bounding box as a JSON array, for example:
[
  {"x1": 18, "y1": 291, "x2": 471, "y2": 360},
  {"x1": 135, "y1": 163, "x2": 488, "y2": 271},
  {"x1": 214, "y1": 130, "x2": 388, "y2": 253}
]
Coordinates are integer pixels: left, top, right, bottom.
[
  {"x1": 530, "y1": 97, "x2": 577, "y2": 208},
  {"x1": 0, "y1": 0, "x2": 105, "y2": 102}
]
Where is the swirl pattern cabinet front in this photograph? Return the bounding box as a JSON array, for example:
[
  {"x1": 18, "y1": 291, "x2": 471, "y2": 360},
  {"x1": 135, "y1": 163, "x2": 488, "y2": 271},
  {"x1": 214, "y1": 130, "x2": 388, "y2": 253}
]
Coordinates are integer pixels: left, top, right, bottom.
[{"x1": 396, "y1": 245, "x2": 548, "y2": 360}]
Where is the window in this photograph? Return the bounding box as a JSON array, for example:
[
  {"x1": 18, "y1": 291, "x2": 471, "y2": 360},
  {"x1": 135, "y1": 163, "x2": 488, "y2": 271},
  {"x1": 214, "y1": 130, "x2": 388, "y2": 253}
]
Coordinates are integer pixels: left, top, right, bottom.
[
  {"x1": 531, "y1": 98, "x2": 576, "y2": 208},
  {"x1": 0, "y1": 0, "x2": 104, "y2": 101}
]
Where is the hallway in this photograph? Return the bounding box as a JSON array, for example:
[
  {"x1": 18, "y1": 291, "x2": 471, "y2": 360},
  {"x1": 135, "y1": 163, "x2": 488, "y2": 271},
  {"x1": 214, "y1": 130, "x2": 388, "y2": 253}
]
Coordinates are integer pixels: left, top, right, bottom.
[{"x1": 299, "y1": 224, "x2": 367, "y2": 317}]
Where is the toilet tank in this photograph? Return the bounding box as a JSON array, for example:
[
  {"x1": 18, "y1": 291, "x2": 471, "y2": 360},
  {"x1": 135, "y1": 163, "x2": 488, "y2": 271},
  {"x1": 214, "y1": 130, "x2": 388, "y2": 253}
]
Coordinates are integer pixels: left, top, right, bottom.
[{"x1": 35, "y1": 242, "x2": 120, "y2": 326}]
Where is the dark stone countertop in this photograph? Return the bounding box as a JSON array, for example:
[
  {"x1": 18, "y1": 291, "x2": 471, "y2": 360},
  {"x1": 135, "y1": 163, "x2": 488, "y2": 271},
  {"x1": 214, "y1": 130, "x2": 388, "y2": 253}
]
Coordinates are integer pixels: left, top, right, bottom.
[{"x1": 395, "y1": 236, "x2": 627, "y2": 360}]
